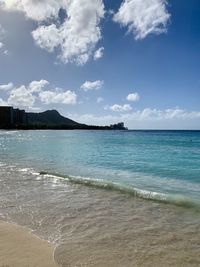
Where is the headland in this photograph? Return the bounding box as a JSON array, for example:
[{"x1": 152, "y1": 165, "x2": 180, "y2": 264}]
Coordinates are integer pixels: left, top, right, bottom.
[{"x1": 0, "y1": 106, "x2": 127, "y2": 130}]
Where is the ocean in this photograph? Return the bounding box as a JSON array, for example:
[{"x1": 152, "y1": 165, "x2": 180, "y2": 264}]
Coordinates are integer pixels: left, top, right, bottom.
[{"x1": 0, "y1": 130, "x2": 200, "y2": 266}]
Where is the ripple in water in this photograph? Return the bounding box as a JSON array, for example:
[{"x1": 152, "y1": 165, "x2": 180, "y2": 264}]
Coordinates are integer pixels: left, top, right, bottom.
[{"x1": 0, "y1": 164, "x2": 200, "y2": 267}]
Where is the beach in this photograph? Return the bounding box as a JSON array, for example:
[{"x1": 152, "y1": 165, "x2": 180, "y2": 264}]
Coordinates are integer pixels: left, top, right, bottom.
[
  {"x1": 0, "y1": 165, "x2": 200, "y2": 267},
  {"x1": 0, "y1": 221, "x2": 58, "y2": 267},
  {"x1": 0, "y1": 130, "x2": 200, "y2": 266},
  {"x1": 0, "y1": 0, "x2": 200, "y2": 265}
]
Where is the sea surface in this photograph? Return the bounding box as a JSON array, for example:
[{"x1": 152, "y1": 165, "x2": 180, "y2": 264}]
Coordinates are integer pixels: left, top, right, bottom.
[{"x1": 0, "y1": 130, "x2": 200, "y2": 266}]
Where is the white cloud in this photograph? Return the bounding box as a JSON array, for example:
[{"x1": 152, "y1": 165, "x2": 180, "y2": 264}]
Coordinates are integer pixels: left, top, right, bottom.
[
  {"x1": 2, "y1": 1, "x2": 105, "y2": 64},
  {"x1": 113, "y1": 0, "x2": 170, "y2": 40},
  {"x1": 0, "y1": 98, "x2": 8, "y2": 106},
  {"x1": 25, "y1": 0, "x2": 104, "y2": 65},
  {"x1": 107, "y1": 104, "x2": 132, "y2": 112},
  {"x1": 97, "y1": 97, "x2": 104, "y2": 103},
  {"x1": 94, "y1": 47, "x2": 104, "y2": 60},
  {"x1": 0, "y1": 82, "x2": 14, "y2": 91},
  {"x1": 32, "y1": 24, "x2": 61, "y2": 53},
  {"x1": 2, "y1": 0, "x2": 61, "y2": 22},
  {"x1": 39, "y1": 89, "x2": 77, "y2": 105},
  {"x1": 81, "y1": 80, "x2": 104, "y2": 91},
  {"x1": 67, "y1": 108, "x2": 200, "y2": 129},
  {"x1": 3, "y1": 49, "x2": 9, "y2": 55},
  {"x1": 0, "y1": 79, "x2": 77, "y2": 108},
  {"x1": 0, "y1": 24, "x2": 5, "y2": 51},
  {"x1": 8, "y1": 85, "x2": 35, "y2": 108},
  {"x1": 126, "y1": 92, "x2": 140, "y2": 102},
  {"x1": 28, "y1": 80, "x2": 49, "y2": 93},
  {"x1": 123, "y1": 108, "x2": 200, "y2": 121},
  {"x1": 0, "y1": 24, "x2": 10, "y2": 55}
]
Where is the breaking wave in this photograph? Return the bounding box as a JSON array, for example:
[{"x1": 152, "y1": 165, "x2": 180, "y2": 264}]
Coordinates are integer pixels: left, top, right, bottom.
[{"x1": 39, "y1": 171, "x2": 200, "y2": 210}]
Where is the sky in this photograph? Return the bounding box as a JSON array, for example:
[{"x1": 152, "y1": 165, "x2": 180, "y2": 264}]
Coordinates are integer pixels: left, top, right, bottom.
[{"x1": 0, "y1": 0, "x2": 200, "y2": 129}]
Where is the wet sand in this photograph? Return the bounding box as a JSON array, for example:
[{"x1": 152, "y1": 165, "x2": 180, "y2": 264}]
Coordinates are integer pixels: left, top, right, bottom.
[
  {"x1": 0, "y1": 221, "x2": 58, "y2": 267},
  {"x1": 0, "y1": 165, "x2": 200, "y2": 267}
]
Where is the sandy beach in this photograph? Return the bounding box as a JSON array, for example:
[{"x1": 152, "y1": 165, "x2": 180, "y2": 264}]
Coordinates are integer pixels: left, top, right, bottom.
[
  {"x1": 0, "y1": 220, "x2": 58, "y2": 267},
  {"x1": 0, "y1": 131, "x2": 200, "y2": 266}
]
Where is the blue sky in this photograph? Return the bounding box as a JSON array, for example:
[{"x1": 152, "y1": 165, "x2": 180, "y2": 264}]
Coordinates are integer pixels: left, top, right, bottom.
[{"x1": 0, "y1": 0, "x2": 200, "y2": 129}]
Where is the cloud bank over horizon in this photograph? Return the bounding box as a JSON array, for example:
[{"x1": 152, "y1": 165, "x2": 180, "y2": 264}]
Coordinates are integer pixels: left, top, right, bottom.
[
  {"x1": 67, "y1": 108, "x2": 200, "y2": 130},
  {"x1": 0, "y1": 79, "x2": 200, "y2": 129}
]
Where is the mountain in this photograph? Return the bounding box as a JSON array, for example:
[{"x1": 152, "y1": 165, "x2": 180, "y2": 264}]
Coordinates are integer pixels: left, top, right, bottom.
[
  {"x1": 0, "y1": 107, "x2": 127, "y2": 130},
  {"x1": 27, "y1": 110, "x2": 81, "y2": 127},
  {"x1": 27, "y1": 110, "x2": 127, "y2": 130}
]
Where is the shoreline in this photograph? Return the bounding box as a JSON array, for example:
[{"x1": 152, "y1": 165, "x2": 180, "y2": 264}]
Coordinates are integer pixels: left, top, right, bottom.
[{"x1": 0, "y1": 220, "x2": 59, "y2": 267}]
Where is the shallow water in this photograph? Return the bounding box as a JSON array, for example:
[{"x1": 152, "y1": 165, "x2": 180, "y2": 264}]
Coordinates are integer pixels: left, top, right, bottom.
[{"x1": 0, "y1": 130, "x2": 200, "y2": 266}]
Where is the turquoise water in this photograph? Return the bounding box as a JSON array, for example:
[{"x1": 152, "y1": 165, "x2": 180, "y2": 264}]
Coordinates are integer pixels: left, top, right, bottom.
[
  {"x1": 0, "y1": 130, "x2": 200, "y2": 206},
  {"x1": 1, "y1": 130, "x2": 200, "y2": 266}
]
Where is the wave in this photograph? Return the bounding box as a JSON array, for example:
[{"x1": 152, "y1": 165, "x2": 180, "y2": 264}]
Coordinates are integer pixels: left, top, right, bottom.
[
  {"x1": 39, "y1": 171, "x2": 200, "y2": 210},
  {"x1": 0, "y1": 130, "x2": 19, "y2": 134}
]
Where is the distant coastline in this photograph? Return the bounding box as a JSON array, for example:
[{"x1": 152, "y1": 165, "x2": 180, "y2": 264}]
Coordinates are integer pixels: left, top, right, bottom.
[{"x1": 0, "y1": 106, "x2": 127, "y2": 130}]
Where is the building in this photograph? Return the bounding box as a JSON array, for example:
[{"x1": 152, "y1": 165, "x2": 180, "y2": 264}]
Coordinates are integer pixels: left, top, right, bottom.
[
  {"x1": 0, "y1": 106, "x2": 27, "y2": 128},
  {"x1": 0, "y1": 106, "x2": 14, "y2": 126},
  {"x1": 110, "y1": 122, "x2": 127, "y2": 130},
  {"x1": 13, "y1": 108, "x2": 27, "y2": 125}
]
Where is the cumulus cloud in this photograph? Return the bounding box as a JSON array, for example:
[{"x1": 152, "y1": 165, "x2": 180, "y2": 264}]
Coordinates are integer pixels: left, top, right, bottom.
[
  {"x1": 81, "y1": 80, "x2": 104, "y2": 91},
  {"x1": 106, "y1": 104, "x2": 132, "y2": 112},
  {"x1": 97, "y1": 97, "x2": 104, "y2": 103},
  {"x1": 0, "y1": 98, "x2": 8, "y2": 106},
  {"x1": 28, "y1": 80, "x2": 49, "y2": 93},
  {"x1": 126, "y1": 92, "x2": 140, "y2": 102},
  {"x1": 8, "y1": 85, "x2": 35, "y2": 108},
  {"x1": 0, "y1": 79, "x2": 77, "y2": 108},
  {"x1": 113, "y1": 0, "x2": 170, "y2": 40},
  {"x1": 48, "y1": 0, "x2": 105, "y2": 65},
  {"x1": 32, "y1": 24, "x2": 62, "y2": 53},
  {"x1": 94, "y1": 47, "x2": 104, "y2": 60},
  {"x1": 0, "y1": 24, "x2": 10, "y2": 55},
  {"x1": 0, "y1": 24, "x2": 5, "y2": 51},
  {"x1": 2, "y1": 0, "x2": 62, "y2": 22},
  {"x1": 0, "y1": 82, "x2": 14, "y2": 91},
  {"x1": 2, "y1": 0, "x2": 105, "y2": 65},
  {"x1": 67, "y1": 108, "x2": 200, "y2": 129},
  {"x1": 123, "y1": 108, "x2": 200, "y2": 121},
  {"x1": 3, "y1": 49, "x2": 9, "y2": 55},
  {"x1": 1, "y1": 80, "x2": 49, "y2": 109},
  {"x1": 39, "y1": 89, "x2": 77, "y2": 105}
]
